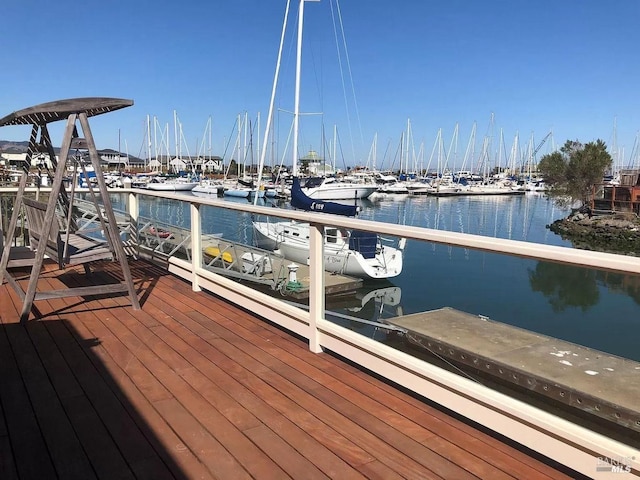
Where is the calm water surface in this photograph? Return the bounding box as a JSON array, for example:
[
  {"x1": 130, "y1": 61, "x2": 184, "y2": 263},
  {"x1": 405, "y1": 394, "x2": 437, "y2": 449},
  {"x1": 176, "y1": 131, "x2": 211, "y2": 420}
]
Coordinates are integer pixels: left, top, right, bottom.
[{"x1": 132, "y1": 192, "x2": 640, "y2": 361}]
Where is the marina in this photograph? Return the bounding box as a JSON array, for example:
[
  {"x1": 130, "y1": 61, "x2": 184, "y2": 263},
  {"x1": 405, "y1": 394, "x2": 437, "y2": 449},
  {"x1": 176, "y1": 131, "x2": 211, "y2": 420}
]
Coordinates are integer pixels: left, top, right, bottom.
[{"x1": 1, "y1": 0, "x2": 639, "y2": 472}]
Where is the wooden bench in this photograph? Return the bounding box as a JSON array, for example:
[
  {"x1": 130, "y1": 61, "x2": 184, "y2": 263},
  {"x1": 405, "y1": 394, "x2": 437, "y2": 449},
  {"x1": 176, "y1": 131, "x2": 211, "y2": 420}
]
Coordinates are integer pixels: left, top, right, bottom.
[
  {"x1": 22, "y1": 197, "x2": 114, "y2": 271},
  {"x1": 7, "y1": 197, "x2": 135, "y2": 321}
]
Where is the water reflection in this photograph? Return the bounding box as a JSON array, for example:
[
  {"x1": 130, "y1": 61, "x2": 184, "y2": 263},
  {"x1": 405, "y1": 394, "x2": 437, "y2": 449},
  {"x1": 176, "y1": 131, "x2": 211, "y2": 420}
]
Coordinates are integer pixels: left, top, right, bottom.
[
  {"x1": 598, "y1": 271, "x2": 640, "y2": 306},
  {"x1": 344, "y1": 284, "x2": 403, "y2": 320},
  {"x1": 528, "y1": 262, "x2": 599, "y2": 312},
  {"x1": 326, "y1": 283, "x2": 404, "y2": 338},
  {"x1": 529, "y1": 261, "x2": 640, "y2": 312}
]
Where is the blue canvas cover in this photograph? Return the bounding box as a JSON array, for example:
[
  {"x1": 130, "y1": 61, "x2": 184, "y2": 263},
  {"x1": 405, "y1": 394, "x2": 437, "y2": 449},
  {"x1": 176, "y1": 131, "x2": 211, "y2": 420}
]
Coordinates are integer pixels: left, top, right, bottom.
[{"x1": 348, "y1": 230, "x2": 377, "y2": 259}]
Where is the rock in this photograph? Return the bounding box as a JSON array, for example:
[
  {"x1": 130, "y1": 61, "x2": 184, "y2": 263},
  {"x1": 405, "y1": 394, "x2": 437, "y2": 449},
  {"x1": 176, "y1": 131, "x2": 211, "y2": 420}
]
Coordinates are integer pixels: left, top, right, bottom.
[{"x1": 548, "y1": 212, "x2": 640, "y2": 256}]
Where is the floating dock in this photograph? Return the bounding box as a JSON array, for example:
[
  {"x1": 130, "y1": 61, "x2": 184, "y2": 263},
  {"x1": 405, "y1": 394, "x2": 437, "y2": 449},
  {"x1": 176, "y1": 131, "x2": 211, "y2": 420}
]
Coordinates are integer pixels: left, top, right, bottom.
[
  {"x1": 387, "y1": 307, "x2": 640, "y2": 433},
  {"x1": 200, "y1": 238, "x2": 363, "y2": 299},
  {"x1": 426, "y1": 189, "x2": 526, "y2": 197}
]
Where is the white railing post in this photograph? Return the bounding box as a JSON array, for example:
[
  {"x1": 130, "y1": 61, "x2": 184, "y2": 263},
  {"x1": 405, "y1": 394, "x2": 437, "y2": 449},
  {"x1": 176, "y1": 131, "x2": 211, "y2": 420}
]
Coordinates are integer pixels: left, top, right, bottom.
[
  {"x1": 308, "y1": 221, "x2": 324, "y2": 353},
  {"x1": 127, "y1": 191, "x2": 139, "y2": 258},
  {"x1": 190, "y1": 201, "x2": 202, "y2": 292}
]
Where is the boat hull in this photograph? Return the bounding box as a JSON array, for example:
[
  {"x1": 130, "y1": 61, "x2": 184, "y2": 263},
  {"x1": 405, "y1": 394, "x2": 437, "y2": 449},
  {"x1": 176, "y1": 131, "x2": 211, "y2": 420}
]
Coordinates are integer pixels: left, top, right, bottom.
[
  {"x1": 146, "y1": 181, "x2": 198, "y2": 192},
  {"x1": 253, "y1": 220, "x2": 403, "y2": 279},
  {"x1": 301, "y1": 182, "x2": 377, "y2": 200}
]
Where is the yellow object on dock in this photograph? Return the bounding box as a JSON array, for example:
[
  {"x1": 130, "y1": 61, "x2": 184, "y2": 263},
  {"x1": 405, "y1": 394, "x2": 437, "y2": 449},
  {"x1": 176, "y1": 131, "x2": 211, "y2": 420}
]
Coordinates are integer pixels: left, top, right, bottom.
[{"x1": 204, "y1": 246, "x2": 233, "y2": 263}]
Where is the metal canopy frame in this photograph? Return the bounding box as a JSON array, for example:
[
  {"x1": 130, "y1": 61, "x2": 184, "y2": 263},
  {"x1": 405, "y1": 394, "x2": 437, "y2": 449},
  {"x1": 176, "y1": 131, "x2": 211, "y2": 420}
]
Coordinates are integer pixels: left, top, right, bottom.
[{"x1": 0, "y1": 98, "x2": 140, "y2": 323}]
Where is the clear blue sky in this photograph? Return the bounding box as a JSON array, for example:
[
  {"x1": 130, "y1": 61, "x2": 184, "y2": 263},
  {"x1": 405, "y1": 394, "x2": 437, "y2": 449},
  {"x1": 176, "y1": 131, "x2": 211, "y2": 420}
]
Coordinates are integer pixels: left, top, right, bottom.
[{"x1": 1, "y1": 0, "x2": 639, "y2": 171}]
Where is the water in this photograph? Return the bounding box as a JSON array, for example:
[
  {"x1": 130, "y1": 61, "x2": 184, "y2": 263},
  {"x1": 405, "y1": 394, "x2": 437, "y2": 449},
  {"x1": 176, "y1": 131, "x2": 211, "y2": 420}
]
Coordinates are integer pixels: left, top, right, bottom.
[{"x1": 124, "y1": 192, "x2": 640, "y2": 362}]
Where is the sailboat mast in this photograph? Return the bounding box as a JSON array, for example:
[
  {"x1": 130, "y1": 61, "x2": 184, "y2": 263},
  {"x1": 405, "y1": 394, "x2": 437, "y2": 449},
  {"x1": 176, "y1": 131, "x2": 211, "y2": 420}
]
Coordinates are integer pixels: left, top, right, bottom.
[
  {"x1": 292, "y1": 0, "x2": 320, "y2": 176},
  {"x1": 146, "y1": 115, "x2": 151, "y2": 170},
  {"x1": 253, "y1": 0, "x2": 291, "y2": 205},
  {"x1": 293, "y1": 0, "x2": 305, "y2": 177}
]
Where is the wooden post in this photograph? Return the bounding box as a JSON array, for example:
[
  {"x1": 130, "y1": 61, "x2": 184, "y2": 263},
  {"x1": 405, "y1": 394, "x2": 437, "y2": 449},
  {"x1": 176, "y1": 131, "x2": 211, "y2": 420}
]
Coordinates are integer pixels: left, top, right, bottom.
[{"x1": 79, "y1": 112, "x2": 140, "y2": 310}]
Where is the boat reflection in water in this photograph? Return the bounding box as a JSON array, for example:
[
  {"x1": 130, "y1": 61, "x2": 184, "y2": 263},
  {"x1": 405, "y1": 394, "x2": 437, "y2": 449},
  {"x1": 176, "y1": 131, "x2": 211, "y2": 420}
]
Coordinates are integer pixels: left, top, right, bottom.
[{"x1": 324, "y1": 283, "x2": 404, "y2": 340}]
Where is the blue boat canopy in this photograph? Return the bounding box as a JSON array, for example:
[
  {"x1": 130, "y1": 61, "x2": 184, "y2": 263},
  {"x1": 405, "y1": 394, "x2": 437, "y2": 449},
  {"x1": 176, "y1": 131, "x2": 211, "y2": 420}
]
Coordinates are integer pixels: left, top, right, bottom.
[{"x1": 290, "y1": 177, "x2": 358, "y2": 217}]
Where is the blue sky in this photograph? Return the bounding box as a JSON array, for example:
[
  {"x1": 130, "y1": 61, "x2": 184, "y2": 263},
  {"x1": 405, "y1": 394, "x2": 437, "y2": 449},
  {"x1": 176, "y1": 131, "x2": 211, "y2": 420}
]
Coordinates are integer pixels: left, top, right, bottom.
[{"x1": 1, "y1": 0, "x2": 639, "y2": 171}]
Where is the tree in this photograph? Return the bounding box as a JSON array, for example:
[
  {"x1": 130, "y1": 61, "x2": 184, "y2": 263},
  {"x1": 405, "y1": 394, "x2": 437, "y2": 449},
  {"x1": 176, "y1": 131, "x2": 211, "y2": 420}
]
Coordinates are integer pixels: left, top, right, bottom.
[{"x1": 538, "y1": 139, "x2": 612, "y2": 208}]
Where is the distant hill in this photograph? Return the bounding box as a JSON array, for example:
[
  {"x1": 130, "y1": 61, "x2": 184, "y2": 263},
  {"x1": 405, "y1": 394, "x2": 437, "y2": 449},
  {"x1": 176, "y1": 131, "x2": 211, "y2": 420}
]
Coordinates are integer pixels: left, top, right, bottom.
[{"x1": 0, "y1": 140, "x2": 31, "y2": 153}]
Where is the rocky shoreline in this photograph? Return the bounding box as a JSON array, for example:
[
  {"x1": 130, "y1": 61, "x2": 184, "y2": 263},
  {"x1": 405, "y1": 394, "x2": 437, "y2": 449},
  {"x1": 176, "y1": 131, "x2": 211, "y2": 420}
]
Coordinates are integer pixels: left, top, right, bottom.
[{"x1": 548, "y1": 210, "x2": 640, "y2": 256}]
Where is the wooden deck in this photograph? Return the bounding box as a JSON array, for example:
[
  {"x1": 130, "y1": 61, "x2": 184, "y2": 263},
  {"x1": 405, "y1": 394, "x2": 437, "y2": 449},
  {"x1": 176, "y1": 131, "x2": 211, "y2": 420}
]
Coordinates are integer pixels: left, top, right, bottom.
[{"x1": 0, "y1": 259, "x2": 581, "y2": 479}]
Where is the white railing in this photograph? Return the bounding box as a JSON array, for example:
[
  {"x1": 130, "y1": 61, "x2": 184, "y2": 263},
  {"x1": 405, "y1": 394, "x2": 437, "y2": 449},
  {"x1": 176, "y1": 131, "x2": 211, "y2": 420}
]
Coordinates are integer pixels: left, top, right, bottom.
[{"x1": 4, "y1": 186, "x2": 640, "y2": 478}]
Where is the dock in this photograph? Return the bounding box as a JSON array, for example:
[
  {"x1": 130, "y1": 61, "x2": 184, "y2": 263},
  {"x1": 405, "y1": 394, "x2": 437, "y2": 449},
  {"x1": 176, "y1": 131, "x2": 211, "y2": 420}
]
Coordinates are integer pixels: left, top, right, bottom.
[
  {"x1": 200, "y1": 237, "x2": 363, "y2": 299},
  {"x1": 387, "y1": 307, "x2": 640, "y2": 433}
]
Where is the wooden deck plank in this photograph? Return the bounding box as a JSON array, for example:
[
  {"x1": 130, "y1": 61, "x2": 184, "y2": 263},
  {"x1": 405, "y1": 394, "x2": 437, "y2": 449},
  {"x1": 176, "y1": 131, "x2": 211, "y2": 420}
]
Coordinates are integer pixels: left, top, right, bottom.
[
  {"x1": 0, "y1": 435, "x2": 18, "y2": 480},
  {"x1": 63, "y1": 316, "x2": 214, "y2": 480},
  {"x1": 181, "y1": 318, "x2": 448, "y2": 479},
  {"x1": 146, "y1": 290, "x2": 384, "y2": 474},
  {"x1": 153, "y1": 398, "x2": 252, "y2": 480},
  {"x1": 244, "y1": 424, "x2": 330, "y2": 480},
  {"x1": 157, "y1": 281, "x2": 476, "y2": 479},
  {"x1": 196, "y1": 283, "x2": 573, "y2": 480},
  {"x1": 0, "y1": 260, "x2": 581, "y2": 480},
  {"x1": 0, "y1": 325, "x2": 57, "y2": 480},
  {"x1": 159, "y1": 270, "x2": 579, "y2": 480},
  {"x1": 137, "y1": 265, "x2": 583, "y2": 480},
  {"x1": 19, "y1": 283, "x2": 135, "y2": 480},
  {"x1": 0, "y1": 310, "x2": 97, "y2": 479},
  {"x1": 37, "y1": 276, "x2": 177, "y2": 480},
  {"x1": 321, "y1": 359, "x2": 575, "y2": 480},
  {"x1": 140, "y1": 288, "x2": 370, "y2": 472}
]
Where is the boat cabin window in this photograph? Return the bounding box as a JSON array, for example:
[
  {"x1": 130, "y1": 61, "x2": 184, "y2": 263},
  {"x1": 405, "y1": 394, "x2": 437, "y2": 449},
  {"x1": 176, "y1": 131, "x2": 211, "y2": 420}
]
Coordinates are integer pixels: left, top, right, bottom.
[
  {"x1": 304, "y1": 177, "x2": 324, "y2": 188},
  {"x1": 326, "y1": 228, "x2": 338, "y2": 243}
]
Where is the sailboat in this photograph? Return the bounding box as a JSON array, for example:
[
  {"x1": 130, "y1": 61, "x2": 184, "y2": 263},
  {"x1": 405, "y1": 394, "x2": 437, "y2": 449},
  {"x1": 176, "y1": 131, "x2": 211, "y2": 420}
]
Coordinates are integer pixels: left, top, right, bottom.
[
  {"x1": 252, "y1": 0, "x2": 405, "y2": 280},
  {"x1": 253, "y1": 178, "x2": 405, "y2": 279}
]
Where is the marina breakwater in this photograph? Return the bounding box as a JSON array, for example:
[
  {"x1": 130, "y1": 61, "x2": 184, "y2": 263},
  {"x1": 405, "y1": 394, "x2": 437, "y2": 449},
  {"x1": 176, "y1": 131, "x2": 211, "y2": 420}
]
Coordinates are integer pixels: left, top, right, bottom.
[{"x1": 548, "y1": 211, "x2": 640, "y2": 256}]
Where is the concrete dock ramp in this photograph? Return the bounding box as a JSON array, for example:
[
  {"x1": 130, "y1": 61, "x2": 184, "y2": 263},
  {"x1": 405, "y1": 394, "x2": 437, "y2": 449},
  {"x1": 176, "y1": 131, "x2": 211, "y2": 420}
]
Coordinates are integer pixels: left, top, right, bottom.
[{"x1": 388, "y1": 307, "x2": 640, "y2": 433}]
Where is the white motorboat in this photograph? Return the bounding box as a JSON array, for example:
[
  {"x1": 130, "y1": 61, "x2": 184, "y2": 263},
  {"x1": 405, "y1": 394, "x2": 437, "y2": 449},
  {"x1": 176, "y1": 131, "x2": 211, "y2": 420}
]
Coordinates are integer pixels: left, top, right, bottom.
[
  {"x1": 300, "y1": 176, "x2": 377, "y2": 200},
  {"x1": 146, "y1": 176, "x2": 198, "y2": 191}
]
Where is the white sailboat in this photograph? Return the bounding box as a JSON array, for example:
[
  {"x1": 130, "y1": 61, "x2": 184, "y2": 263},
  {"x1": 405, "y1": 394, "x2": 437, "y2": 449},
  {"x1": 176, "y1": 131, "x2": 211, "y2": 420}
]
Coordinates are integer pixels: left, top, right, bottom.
[
  {"x1": 253, "y1": 179, "x2": 405, "y2": 279},
  {"x1": 252, "y1": 0, "x2": 405, "y2": 280}
]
